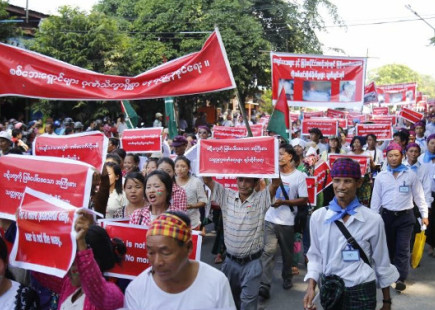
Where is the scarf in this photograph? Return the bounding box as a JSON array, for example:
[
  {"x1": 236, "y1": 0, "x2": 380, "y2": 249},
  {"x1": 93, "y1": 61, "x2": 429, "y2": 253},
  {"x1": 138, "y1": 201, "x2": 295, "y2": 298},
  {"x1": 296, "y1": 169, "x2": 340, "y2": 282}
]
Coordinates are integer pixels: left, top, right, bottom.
[
  {"x1": 423, "y1": 150, "x2": 435, "y2": 163},
  {"x1": 325, "y1": 197, "x2": 360, "y2": 223},
  {"x1": 387, "y1": 164, "x2": 408, "y2": 173}
]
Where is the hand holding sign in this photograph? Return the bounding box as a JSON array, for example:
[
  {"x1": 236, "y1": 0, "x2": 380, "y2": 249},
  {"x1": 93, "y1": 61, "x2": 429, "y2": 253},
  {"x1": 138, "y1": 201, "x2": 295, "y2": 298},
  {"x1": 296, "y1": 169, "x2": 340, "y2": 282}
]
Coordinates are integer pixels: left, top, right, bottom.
[{"x1": 75, "y1": 209, "x2": 95, "y2": 251}]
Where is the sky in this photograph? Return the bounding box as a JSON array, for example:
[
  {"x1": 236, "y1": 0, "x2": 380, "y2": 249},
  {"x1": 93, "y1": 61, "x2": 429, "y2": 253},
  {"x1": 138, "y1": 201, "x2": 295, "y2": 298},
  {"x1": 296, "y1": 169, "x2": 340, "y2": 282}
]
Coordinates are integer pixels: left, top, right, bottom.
[{"x1": 8, "y1": 0, "x2": 435, "y2": 78}]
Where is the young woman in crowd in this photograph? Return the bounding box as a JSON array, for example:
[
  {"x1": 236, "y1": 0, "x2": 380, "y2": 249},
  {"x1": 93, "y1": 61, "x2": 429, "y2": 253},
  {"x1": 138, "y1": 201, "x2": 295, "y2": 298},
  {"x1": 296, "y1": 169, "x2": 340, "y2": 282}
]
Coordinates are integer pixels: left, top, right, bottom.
[
  {"x1": 174, "y1": 156, "x2": 208, "y2": 230},
  {"x1": 123, "y1": 154, "x2": 140, "y2": 175},
  {"x1": 141, "y1": 158, "x2": 158, "y2": 177},
  {"x1": 156, "y1": 158, "x2": 188, "y2": 210},
  {"x1": 105, "y1": 162, "x2": 125, "y2": 219},
  {"x1": 113, "y1": 172, "x2": 147, "y2": 219}
]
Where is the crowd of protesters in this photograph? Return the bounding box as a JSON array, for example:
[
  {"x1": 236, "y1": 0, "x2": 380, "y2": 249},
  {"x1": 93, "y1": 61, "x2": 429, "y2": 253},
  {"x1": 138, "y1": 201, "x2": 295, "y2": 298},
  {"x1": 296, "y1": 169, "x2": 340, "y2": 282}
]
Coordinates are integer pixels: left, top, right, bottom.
[{"x1": 0, "y1": 104, "x2": 434, "y2": 310}]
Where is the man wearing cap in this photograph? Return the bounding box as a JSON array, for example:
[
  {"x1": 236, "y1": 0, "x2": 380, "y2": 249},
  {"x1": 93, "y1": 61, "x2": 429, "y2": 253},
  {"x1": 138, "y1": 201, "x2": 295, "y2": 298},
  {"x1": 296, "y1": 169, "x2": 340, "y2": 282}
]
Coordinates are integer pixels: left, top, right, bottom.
[
  {"x1": 304, "y1": 158, "x2": 398, "y2": 310},
  {"x1": 0, "y1": 131, "x2": 12, "y2": 156},
  {"x1": 308, "y1": 127, "x2": 327, "y2": 154},
  {"x1": 171, "y1": 135, "x2": 188, "y2": 156},
  {"x1": 153, "y1": 112, "x2": 163, "y2": 127},
  {"x1": 371, "y1": 143, "x2": 428, "y2": 291},
  {"x1": 125, "y1": 211, "x2": 236, "y2": 309}
]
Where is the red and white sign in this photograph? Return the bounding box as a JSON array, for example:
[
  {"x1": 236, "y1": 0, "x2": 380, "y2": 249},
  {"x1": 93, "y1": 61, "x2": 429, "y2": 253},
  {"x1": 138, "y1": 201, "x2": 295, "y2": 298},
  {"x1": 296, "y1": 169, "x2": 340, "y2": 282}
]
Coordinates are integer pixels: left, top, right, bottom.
[
  {"x1": 212, "y1": 176, "x2": 238, "y2": 191},
  {"x1": 301, "y1": 119, "x2": 339, "y2": 137},
  {"x1": 347, "y1": 113, "x2": 366, "y2": 125},
  {"x1": 372, "y1": 107, "x2": 389, "y2": 115},
  {"x1": 306, "y1": 177, "x2": 317, "y2": 205},
  {"x1": 303, "y1": 111, "x2": 325, "y2": 118},
  {"x1": 271, "y1": 53, "x2": 366, "y2": 109},
  {"x1": 356, "y1": 123, "x2": 393, "y2": 141},
  {"x1": 10, "y1": 188, "x2": 78, "y2": 278},
  {"x1": 328, "y1": 154, "x2": 370, "y2": 175},
  {"x1": 197, "y1": 136, "x2": 279, "y2": 178},
  {"x1": 364, "y1": 81, "x2": 378, "y2": 104},
  {"x1": 314, "y1": 161, "x2": 332, "y2": 193},
  {"x1": 33, "y1": 131, "x2": 108, "y2": 171},
  {"x1": 290, "y1": 113, "x2": 299, "y2": 123},
  {"x1": 100, "y1": 220, "x2": 202, "y2": 280},
  {"x1": 212, "y1": 126, "x2": 247, "y2": 139},
  {"x1": 377, "y1": 82, "x2": 417, "y2": 105},
  {"x1": 247, "y1": 124, "x2": 264, "y2": 137},
  {"x1": 326, "y1": 109, "x2": 347, "y2": 119},
  {"x1": 398, "y1": 107, "x2": 424, "y2": 123},
  {"x1": 370, "y1": 115, "x2": 397, "y2": 126},
  {"x1": 0, "y1": 155, "x2": 94, "y2": 220},
  {"x1": 0, "y1": 29, "x2": 235, "y2": 100},
  {"x1": 120, "y1": 128, "x2": 162, "y2": 153}
]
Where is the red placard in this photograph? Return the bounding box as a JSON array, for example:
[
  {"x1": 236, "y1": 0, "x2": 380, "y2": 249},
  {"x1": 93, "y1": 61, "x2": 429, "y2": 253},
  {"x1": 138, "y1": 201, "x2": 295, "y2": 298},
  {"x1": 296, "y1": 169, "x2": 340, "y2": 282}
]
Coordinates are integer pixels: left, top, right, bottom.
[
  {"x1": 313, "y1": 161, "x2": 332, "y2": 193},
  {"x1": 301, "y1": 119, "x2": 338, "y2": 137},
  {"x1": 100, "y1": 221, "x2": 202, "y2": 280},
  {"x1": 372, "y1": 107, "x2": 389, "y2": 115},
  {"x1": 0, "y1": 155, "x2": 94, "y2": 220},
  {"x1": 306, "y1": 177, "x2": 317, "y2": 205},
  {"x1": 370, "y1": 115, "x2": 397, "y2": 126},
  {"x1": 328, "y1": 154, "x2": 370, "y2": 175},
  {"x1": 246, "y1": 124, "x2": 264, "y2": 137},
  {"x1": 399, "y1": 107, "x2": 424, "y2": 123},
  {"x1": 33, "y1": 131, "x2": 108, "y2": 171},
  {"x1": 303, "y1": 111, "x2": 325, "y2": 118},
  {"x1": 326, "y1": 109, "x2": 347, "y2": 119},
  {"x1": 212, "y1": 126, "x2": 247, "y2": 139},
  {"x1": 0, "y1": 29, "x2": 235, "y2": 100},
  {"x1": 197, "y1": 136, "x2": 279, "y2": 178},
  {"x1": 356, "y1": 124, "x2": 393, "y2": 141},
  {"x1": 290, "y1": 113, "x2": 299, "y2": 123},
  {"x1": 120, "y1": 128, "x2": 162, "y2": 153},
  {"x1": 347, "y1": 113, "x2": 366, "y2": 125},
  {"x1": 212, "y1": 176, "x2": 238, "y2": 191},
  {"x1": 10, "y1": 188, "x2": 78, "y2": 278},
  {"x1": 377, "y1": 82, "x2": 417, "y2": 105},
  {"x1": 271, "y1": 53, "x2": 366, "y2": 109}
]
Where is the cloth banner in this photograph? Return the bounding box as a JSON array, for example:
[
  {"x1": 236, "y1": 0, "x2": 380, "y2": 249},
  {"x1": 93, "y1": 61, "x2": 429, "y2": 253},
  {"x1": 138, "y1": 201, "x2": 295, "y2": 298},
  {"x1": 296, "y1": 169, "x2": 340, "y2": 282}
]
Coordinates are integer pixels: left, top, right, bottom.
[
  {"x1": 301, "y1": 119, "x2": 339, "y2": 137},
  {"x1": 328, "y1": 154, "x2": 370, "y2": 175},
  {"x1": 0, "y1": 29, "x2": 235, "y2": 100},
  {"x1": 314, "y1": 161, "x2": 332, "y2": 193},
  {"x1": 212, "y1": 126, "x2": 247, "y2": 139},
  {"x1": 306, "y1": 177, "x2": 317, "y2": 205},
  {"x1": 33, "y1": 131, "x2": 108, "y2": 171},
  {"x1": 99, "y1": 220, "x2": 202, "y2": 280},
  {"x1": 247, "y1": 124, "x2": 264, "y2": 137},
  {"x1": 398, "y1": 107, "x2": 424, "y2": 123},
  {"x1": 356, "y1": 124, "x2": 393, "y2": 141},
  {"x1": 377, "y1": 82, "x2": 417, "y2": 105},
  {"x1": 0, "y1": 155, "x2": 94, "y2": 220},
  {"x1": 271, "y1": 53, "x2": 366, "y2": 108},
  {"x1": 120, "y1": 128, "x2": 162, "y2": 153},
  {"x1": 9, "y1": 188, "x2": 78, "y2": 278},
  {"x1": 197, "y1": 136, "x2": 279, "y2": 178},
  {"x1": 372, "y1": 107, "x2": 389, "y2": 115}
]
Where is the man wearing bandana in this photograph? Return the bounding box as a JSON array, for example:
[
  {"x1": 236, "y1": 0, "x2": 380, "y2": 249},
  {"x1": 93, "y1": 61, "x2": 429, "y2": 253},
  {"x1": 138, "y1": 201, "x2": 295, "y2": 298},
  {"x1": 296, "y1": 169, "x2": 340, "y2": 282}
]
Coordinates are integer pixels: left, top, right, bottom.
[
  {"x1": 371, "y1": 143, "x2": 429, "y2": 292},
  {"x1": 303, "y1": 158, "x2": 398, "y2": 310}
]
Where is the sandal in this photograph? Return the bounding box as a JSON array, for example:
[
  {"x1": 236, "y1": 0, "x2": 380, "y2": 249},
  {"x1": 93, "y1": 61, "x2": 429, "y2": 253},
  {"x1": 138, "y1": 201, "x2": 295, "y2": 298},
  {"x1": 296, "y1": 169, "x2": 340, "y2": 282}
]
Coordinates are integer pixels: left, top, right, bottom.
[
  {"x1": 292, "y1": 266, "x2": 300, "y2": 275},
  {"x1": 214, "y1": 254, "x2": 223, "y2": 264}
]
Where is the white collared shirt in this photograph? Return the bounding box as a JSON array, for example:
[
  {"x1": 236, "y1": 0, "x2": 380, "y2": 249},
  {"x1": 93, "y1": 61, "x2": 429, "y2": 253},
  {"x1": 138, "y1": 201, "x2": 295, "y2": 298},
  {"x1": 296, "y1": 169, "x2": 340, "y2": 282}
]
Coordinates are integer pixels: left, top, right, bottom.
[
  {"x1": 403, "y1": 160, "x2": 434, "y2": 206},
  {"x1": 305, "y1": 206, "x2": 399, "y2": 288},
  {"x1": 370, "y1": 169, "x2": 428, "y2": 218}
]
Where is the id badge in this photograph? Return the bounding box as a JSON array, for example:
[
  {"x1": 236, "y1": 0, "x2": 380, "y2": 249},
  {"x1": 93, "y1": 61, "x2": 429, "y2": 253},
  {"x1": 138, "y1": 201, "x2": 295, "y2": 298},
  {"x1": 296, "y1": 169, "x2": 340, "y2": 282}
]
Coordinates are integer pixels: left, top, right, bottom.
[
  {"x1": 399, "y1": 186, "x2": 409, "y2": 193},
  {"x1": 342, "y1": 250, "x2": 360, "y2": 262}
]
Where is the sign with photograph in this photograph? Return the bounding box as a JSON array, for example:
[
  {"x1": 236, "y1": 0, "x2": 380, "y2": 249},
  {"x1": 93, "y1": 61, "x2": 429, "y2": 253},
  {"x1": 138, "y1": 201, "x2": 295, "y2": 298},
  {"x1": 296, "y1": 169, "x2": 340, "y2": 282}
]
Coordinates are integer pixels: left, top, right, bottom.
[
  {"x1": 377, "y1": 82, "x2": 417, "y2": 105},
  {"x1": 120, "y1": 128, "x2": 162, "y2": 153}
]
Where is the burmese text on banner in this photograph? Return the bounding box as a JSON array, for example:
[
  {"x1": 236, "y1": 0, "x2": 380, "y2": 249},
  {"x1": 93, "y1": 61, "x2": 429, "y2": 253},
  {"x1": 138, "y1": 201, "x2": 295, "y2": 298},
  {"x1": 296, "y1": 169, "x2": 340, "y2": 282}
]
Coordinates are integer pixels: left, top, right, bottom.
[
  {"x1": 376, "y1": 82, "x2": 417, "y2": 105},
  {"x1": 120, "y1": 128, "x2": 162, "y2": 153}
]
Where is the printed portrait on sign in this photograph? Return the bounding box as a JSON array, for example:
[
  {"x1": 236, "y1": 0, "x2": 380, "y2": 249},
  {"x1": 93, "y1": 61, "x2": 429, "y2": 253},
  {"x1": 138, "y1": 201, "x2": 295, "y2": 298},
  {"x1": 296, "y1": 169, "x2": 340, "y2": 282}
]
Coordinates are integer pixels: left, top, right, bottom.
[
  {"x1": 302, "y1": 81, "x2": 331, "y2": 102},
  {"x1": 339, "y1": 80, "x2": 356, "y2": 102}
]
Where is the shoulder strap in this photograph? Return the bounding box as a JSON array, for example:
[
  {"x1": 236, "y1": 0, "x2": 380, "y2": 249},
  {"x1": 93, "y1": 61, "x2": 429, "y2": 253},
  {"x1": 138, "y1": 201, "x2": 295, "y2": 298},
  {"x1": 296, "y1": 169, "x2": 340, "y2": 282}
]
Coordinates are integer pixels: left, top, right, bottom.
[
  {"x1": 279, "y1": 182, "x2": 294, "y2": 212},
  {"x1": 334, "y1": 220, "x2": 371, "y2": 267}
]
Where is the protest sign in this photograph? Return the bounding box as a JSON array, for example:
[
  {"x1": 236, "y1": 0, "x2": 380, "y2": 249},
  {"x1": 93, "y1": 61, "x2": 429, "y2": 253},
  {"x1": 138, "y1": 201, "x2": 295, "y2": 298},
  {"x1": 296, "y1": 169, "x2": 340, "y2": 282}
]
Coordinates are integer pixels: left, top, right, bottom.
[
  {"x1": 328, "y1": 154, "x2": 370, "y2": 175},
  {"x1": 0, "y1": 155, "x2": 94, "y2": 220},
  {"x1": 364, "y1": 81, "x2": 378, "y2": 104},
  {"x1": 246, "y1": 124, "x2": 264, "y2": 137},
  {"x1": 398, "y1": 107, "x2": 424, "y2": 123},
  {"x1": 306, "y1": 177, "x2": 317, "y2": 205},
  {"x1": 377, "y1": 82, "x2": 417, "y2": 105},
  {"x1": 370, "y1": 115, "x2": 397, "y2": 126},
  {"x1": 303, "y1": 111, "x2": 325, "y2": 118},
  {"x1": 212, "y1": 176, "x2": 238, "y2": 191},
  {"x1": 0, "y1": 29, "x2": 235, "y2": 100},
  {"x1": 271, "y1": 53, "x2": 366, "y2": 109},
  {"x1": 372, "y1": 107, "x2": 389, "y2": 115},
  {"x1": 197, "y1": 136, "x2": 279, "y2": 178},
  {"x1": 326, "y1": 109, "x2": 347, "y2": 119},
  {"x1": 9, "y1": 188, "x2": 78, "y2": 278},
  {"x1": 120, "y1": 128, "x2": 162, "y2": 153},
  {"x1": 33, "y1": 131, "x2": 108, "y2": 171},
  {"x1": 212, "y1": 126, "x2": 247, "y2": 139},
  {"x1": 356, "y1": 123, "x2": 393, "y2": 141},
  {"x1": 347, "y1": 113, "x2": 366, "y2": 125},
  {"x1": 301, "y1": 119, "x2": 339, "y2": 137},
  {"x1": 314, "y1": 161, "x2": 332, "y2": 193},
  {"x1": 100, "y1": 220, "x2": 202, "y2": 280}
]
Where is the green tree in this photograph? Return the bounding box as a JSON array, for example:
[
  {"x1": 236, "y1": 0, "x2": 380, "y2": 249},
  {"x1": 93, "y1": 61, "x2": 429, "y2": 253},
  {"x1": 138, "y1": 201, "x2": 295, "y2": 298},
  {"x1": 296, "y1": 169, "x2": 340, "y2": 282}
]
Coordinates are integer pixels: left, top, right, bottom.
[{"x1": 0, "y1": 0, "x2": 21, "y2": 42}]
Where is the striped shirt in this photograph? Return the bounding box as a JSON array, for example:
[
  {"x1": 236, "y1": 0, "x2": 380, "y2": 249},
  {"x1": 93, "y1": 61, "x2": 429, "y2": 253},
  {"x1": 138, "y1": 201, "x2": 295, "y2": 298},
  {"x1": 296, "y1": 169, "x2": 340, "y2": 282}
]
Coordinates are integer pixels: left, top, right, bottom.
[{"x1": 212, "y1": 182, "x2": 272, "y2": 257}]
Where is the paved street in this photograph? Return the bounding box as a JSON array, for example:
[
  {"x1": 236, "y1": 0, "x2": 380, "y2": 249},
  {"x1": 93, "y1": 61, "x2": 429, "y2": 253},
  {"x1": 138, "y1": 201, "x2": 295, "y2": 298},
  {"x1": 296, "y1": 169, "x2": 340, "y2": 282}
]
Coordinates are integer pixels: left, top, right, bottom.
[{"x1": 200, "y1": 226, "x2": 435, "y2": 309}]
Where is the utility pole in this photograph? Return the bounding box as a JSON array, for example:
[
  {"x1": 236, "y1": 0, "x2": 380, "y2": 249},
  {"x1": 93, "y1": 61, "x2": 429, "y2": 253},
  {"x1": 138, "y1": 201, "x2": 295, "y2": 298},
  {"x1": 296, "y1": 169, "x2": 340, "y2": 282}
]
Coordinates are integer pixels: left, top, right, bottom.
[{"x1": 405, "y1": 4, "x2": 435, "y2": 34}]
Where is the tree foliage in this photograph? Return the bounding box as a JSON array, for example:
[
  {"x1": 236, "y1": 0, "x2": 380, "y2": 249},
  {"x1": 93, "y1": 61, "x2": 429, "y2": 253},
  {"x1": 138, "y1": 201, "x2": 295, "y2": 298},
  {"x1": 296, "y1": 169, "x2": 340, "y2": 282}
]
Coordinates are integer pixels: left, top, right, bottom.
[{"x1": 0, "y1": 0, "x2": 21, "y2": 42}]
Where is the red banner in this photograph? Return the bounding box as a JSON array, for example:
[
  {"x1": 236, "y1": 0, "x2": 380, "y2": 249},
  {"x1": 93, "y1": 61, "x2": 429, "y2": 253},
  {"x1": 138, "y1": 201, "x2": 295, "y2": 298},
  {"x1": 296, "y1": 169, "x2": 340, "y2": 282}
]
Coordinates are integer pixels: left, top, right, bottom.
[
  {"x1": 0, "y1": 155, "x2": 94, "y2": 220},
  {"x1": 306, "y1": 177, "x2": 317, "y2": 205},
  {"x1": 301, "y1": 119, "x2": 338, "y2": 137},
  {"x1": 372, "y1": 107, "x2": 389, "y2": 115},
  {"x1": 212, "y1": 176, "x2": 238, "y2": 191},
  {"x1": 247, "y1": 124, "x2": 264, "y2": 137},
  {"x1": 377, "y1": 82, "x2": 417, "y2": 105},
  {"x1": 120, "y1": 128, "x2": 162, "y2": 153},
  {"x1": 197, "y1": 136, "x2": 279, "y2": 178},
  {"x1": 303, "y1": 111, "x2": 325, "y2": 118},
  {"x1": 399, "y1": 107, "x2": 424, "y2": 123},
  {"x1": 328, "y1": 154, "x2": 370, "y2": 175},
  {"x1": 33, "y1": 131, "x2": 108, "y2": 171},
  {"x1": 326, "y1": 109, "x2": 347, "y2": 119},
  {"x1": 271, "y1": 53, "x2": 366, "y2": 109},
  {"x1": 314, "y1": 161, "x2": 332, "y2": 193},
  {"x1": 100, "y1": 221, "x2": 202, "y2": 280},
  {"x1": 212, "y1": 126, "x2": 247, "y2": 139},
  {"x1": 356, "y1": 123, "x2": 393, "y2": 141},
  {"x1": 10, "y1": 188, "x2": 77, "y2": 278},
  {"x1": 0, "y1": 29, "x2": 235, "y2": 100},
  {"x1": 369, "y1": 115, "x2": 397, "y2": 126},
  {"x1": 347, "y1": 113, "x2": 366, "y2": 125}
]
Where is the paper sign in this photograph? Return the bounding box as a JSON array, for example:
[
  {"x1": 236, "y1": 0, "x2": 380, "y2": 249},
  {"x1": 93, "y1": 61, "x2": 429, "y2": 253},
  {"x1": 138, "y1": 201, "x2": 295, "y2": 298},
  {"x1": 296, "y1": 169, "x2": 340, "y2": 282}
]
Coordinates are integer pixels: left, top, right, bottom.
[
  {"x1": 33, "y1": 131, "x2": 108, "y2": 171},
  {"x1": 356, "y1": 123, "x2": 393, "y2": 141},
  {"x1": 328, "y1": 154, "x2": 370, "y2": 175},
  {"x1": 120, "y1": 128, "x2": 162, "y2": 153},
  {"x1": 372, "y1": 107, "x2": 389, "y2": 115},
  {"x1": 246, "y1": 124, "x2": 264, "y2": 137},
  {"x1": 212, "y1": 126, "x2": 247, "y2": 139},
  {"x1": 326, "y1": 109, "x2": 347, "y2": 119},
  {"x1": 370, "y1": 115, "x2": 397, "y2": 126},
  {"x1": 212, "y1": 176, "x2": 238, "y2": 191},
  {"x1": 314, "y1": 161, "x2": 332, "y2": 193},
  {"x1": 399, "y1": 107, "x2": 424, "y2": 123},
  {"x1": 301, "y1": 119, "x2": 339, "y2": 137},
  {"x1": 303, "y1": 111, "x2": 325, "y2": 118},
  {"x1": 306, "y1": 177, "x2": 317, "y2": 205}
]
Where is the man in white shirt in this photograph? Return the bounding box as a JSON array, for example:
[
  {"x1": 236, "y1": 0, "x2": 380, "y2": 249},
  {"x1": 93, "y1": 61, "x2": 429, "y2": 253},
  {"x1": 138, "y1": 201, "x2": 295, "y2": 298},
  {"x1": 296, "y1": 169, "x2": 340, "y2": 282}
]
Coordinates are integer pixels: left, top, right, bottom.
[
  {"x1": 259, "y1": 144, "x2": 307, "y2": 299},
  {"x1": 371, "y1": 143, "x2": 428, "y2": 292},
  {"x1": 304, "y1": 158, "x2": 398, "y2": 310},
  {"x1": 414, "y1": 121, "x2": 427, "y2": 153},
  {"x1": 153, "y1": 112, "x2": 163, "y2": 127}
]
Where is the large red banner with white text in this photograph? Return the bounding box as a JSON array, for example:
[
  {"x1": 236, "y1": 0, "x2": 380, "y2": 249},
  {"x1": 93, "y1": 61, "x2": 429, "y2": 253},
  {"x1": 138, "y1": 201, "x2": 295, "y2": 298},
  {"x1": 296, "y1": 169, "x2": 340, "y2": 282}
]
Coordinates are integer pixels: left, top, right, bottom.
[
  {"x1": 100, "y1": 221, "x2": 202, "y2": 280},
  {"x1": 328, "y1": 154, "x2": 370, "y2": 175},
  {"x1": 10, "y1": 188, "x2": 78, "y2": 278},
  {"x1": 212, "y1": 126, "x2": 247, "y2": 139},
  {"x1": 301, "y1": 119, "x2": 339, "y2": 137},
  {"x1": 356, "y1": 123, "x2": 393, "y2": 141},
  {"x1": 0, "y1": 29, "x2": 235, "y2": 100},
  {"x1": 197, "y1": 136, "x2": 279, "y2": 178},
  {"x1": 120, "y1": 128, "x2": 162, "y2": 153},
  {"x1": 377, "y1": 82, "x2": 417, "y2": 105},
  {"x1": 271, "y1": 53, "x2": 366, "y2": 108},
  {"x1": 0, "y1": 155, "x2": 94, "y2": 220},
  {"x1": 33, "y1": 131, "x2": 108, "y2": 171}
]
